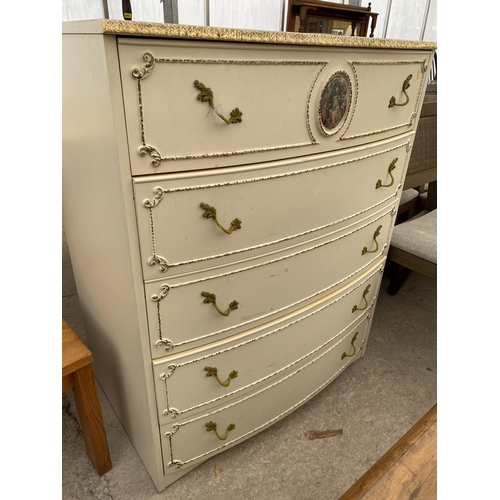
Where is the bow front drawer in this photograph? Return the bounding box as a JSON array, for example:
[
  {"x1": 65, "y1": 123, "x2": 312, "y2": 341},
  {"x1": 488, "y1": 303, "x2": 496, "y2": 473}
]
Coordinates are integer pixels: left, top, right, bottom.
[
  {"x1": 134, "y1": 134, "x2": 411, "y2": 281},
  {"x1": 118, "y1": 39, "x2": 432, "y2": 175}
]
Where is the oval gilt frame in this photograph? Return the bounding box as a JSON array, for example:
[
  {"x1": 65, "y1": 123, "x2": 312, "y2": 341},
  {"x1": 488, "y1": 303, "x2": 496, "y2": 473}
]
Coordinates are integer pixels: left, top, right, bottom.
[{"x1": 318, "y1": 71, "x2": 352, "y2": 136}]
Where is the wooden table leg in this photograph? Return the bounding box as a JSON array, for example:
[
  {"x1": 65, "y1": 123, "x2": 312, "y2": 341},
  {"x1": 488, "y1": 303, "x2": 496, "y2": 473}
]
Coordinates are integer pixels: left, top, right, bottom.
[{"x1": 72, "y1": 364, "x2": 112, "y2": 475}]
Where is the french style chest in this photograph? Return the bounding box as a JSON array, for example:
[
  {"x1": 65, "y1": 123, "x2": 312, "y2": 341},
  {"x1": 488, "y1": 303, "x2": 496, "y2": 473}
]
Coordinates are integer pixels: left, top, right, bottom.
[{"x1": 62, "y1": 20, "x2": 436, "y2": 491}]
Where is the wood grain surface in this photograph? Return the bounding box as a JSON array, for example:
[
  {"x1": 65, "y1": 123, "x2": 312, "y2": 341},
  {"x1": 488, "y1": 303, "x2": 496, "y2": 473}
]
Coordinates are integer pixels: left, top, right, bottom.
[
  {"x1": 62, "y1": 319, "x2": 93, "y2": 378},
  {"x1": 339, "y1": 404, "x2": 437, "y2": 500}
]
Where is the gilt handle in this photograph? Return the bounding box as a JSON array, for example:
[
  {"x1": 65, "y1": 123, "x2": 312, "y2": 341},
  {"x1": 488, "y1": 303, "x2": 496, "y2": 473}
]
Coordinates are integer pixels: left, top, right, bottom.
[
  {"x1": 376, "y1": 158, "x2": 398, "y2": 189},
  {"x1": 206, "y1": 421, "x2": 236, "y2": 441},
  {"x1": 200, "y1": 202, "x2": 242, "y2": 235},
  {"x1": 204, "y1": 366, "x2": 239, "y2": 387},
  {"x1": 201, "y1": 291, "x2": 239, "y2": 317},
  {"x1": 362, "y1": 225, "x2": 382, "y2": 255},
  {"x1": 194, "y1": 80, "x2": 243, "y2": 124},
  {"x1": 341, "y1": 332, "x2": 359, "y2": 359},
  {"x1": 352, "y1": 285, "x2": 371, "y2": 313},
  {"x1": 389, "y1": 75, "x2": 412, "y2": 108}
]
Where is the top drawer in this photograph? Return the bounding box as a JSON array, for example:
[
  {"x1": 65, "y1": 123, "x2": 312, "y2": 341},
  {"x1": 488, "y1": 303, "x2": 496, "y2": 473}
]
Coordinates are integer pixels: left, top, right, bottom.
[{"x1": 117, "y1": 38, "x2": 433, "y2": 175}]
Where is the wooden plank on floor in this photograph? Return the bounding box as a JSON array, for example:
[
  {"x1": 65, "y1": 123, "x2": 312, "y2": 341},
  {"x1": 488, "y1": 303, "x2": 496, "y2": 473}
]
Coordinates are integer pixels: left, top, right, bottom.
[{"x1": 339, "y1": 404, "x2": 437, "y2": 500}]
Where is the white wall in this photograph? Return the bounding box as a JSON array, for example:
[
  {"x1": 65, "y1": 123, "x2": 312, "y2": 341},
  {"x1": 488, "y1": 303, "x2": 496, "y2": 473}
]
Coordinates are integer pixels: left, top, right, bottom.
[
  {"x1": 209, "y1": 0, "x2": 285, "y2": 31},
  {"x1": 325, "y1": 0, "x2": 437, "y2": 41},
  {"x1": 62, "y1": 0, "x2": 436, "y2": 42}
]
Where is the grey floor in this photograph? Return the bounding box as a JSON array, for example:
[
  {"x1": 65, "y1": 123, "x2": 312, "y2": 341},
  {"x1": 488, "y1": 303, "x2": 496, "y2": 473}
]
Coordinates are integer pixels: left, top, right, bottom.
[{"x1": 62, "y1": 228, "x2": 437, "y2": 500}]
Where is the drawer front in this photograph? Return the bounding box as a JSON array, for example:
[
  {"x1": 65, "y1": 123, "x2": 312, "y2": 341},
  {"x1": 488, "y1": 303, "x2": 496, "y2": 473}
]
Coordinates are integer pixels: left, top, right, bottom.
[
  {"x1": 146, "y1": 207, "x2": 394, "y2": 357},
  {"x1": 134, "y1": 134, "x2": 412, "y2": 281},
  {"x1": 118, "y1": 38, "x2": 433, "y2": 175},
  {"x1": 153, "y1": 263, "x2": 383, "y2": 423},
  {"x1": 119, "y1": 39, "x2": 325, "y2": 175},
  {"x1": 340, "y1": 59, "x2": 429, "y2": 142},
  {"x1": 161, "y1": 315, "x2": 370, "y2": 472}
]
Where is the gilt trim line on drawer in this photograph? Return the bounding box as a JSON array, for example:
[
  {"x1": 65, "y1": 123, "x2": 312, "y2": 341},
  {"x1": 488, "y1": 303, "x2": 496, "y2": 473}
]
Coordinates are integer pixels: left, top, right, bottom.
[
  {"x1": 151, "y1": 284, "x2": 174, "y2": 350},
  {"x1": 159, "y1": 366, "x2": 179, "y2": 418},
  {"x1": 142, "y1": 141, "x2": 410, "y2": 274},
  {"x1": 341, "y1": 60, "x2": 428, "y2": 141},
  {"x1": 132, "y1": 53, "x2": 327, "y2": 167},
  {"x1": 151, "y1": 207, "x2": 394, "y2": 350},
  {"x1": 144, "y1": 188, "x2": 169, "y2": 272},
  {"x1": 164, "y1": 321, "x2": 368, "y2": 468},
  {"x1": 159, "y1": 270, "x2": 382, "y2": 418}
]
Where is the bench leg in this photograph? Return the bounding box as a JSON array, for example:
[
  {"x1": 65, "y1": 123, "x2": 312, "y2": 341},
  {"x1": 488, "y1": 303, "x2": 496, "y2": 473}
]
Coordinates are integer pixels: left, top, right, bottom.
[
  {"x1": 387, "y1": 262, "x2": 413, "y2": 295},
  {"x1": 72, "y1": 365, "x2": 112, "y2": 475}
]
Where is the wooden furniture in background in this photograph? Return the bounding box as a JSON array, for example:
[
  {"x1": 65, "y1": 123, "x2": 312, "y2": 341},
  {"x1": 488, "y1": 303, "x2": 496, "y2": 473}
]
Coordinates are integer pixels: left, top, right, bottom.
[
  {"x1": 339, "y1": 404, "x2": 437, "y2": 500},
  {"x1": 62, "y1": 319, "x2": 112, "y2": 475},
  {"x1": 286, "y1": 0, "x2": 378, "y2": 37},
  {"x1": 387, "y1": 209, "x2": 437, "y2": 293}
]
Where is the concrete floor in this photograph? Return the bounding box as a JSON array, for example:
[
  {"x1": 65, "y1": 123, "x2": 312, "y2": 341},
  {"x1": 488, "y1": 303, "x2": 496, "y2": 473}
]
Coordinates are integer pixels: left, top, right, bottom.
[{"x1": 62, "y1": 228, "x2": 437, "y2": 500}]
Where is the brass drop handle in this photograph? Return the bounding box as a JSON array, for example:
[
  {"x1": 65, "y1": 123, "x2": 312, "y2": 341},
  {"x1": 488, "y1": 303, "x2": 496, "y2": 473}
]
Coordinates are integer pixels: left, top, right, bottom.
[
  {"x1": 200, "y1": 202, "x2": 242, "y2": 235},
  {"x1": 201, "y1": 291, "x2": 239, "y2": 317},
  {"x1": 389, "y1": 74, "x2": 412, "y2": 108},
  {"x1": 206, "y1": 421, "x2": 236, "y2": 441},
  {"x1": 205, "y1": 366, "x2": 239, "y2": 387},
  {"x1": 194, "y1": 80, "x2": 243, "y2": 124},
  {"x1": 341, "y1": 332, "x2": 359, "y2": 359},
  {"x1": 362, "y1": 225, "x2": 382, "y2": 255},
  {"x1": 352, "y1": 285, "x2": 371, "y2": 313},
  {"x1": 376, "y1": 158, "x2": 398, "y2": 189}
]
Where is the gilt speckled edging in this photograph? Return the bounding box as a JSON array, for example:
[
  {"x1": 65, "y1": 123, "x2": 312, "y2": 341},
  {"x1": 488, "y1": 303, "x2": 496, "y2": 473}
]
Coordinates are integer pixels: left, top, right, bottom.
[{"x1": 100, "y1": 20, "x2": 437, "y2": 50}]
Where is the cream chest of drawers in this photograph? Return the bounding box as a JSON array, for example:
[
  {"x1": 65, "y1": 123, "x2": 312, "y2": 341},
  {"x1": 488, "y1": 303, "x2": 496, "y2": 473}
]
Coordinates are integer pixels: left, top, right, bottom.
[{"x1": 62, "y1": 20, "x2": 436, "y2": 491}]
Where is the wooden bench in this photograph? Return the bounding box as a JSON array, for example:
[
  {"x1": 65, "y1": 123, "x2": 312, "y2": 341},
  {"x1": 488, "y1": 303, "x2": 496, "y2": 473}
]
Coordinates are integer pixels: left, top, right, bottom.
[
  {"x1": 62, "y1": 319, "x2": 112, "y2": 475},
  {"x1": 339, "y1": 404, "x2": 437, "y2": 499}
]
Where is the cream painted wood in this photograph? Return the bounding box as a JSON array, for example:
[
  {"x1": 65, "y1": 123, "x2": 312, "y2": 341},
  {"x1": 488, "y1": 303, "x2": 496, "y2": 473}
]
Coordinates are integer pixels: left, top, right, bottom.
[
  {"x1": 146, "y1": 206, "x2": 394, "y2": 357},
  {"x1": 153, "y1": 263, "x2": 383, "y2": 422},
  {"x1": 118, "y1": 38, "x2": 432, "y2": 175},
  {"x1": 62, "y1": 33, "x2": 165, "y2": 486},
  {"x1": 63, "y1": 21, "x2": 435, "y2": 492},
  {"x1": 160, "y1": 315, "x2": 370, "y2": 471},
  {"x1": 119, "y1": 39, "x2": 321, "y2": 175},
  {"x1": 340, "y1": 59, "x2": 427, "y2": 141},
  {"x1": 134, "y1": 133, "x2": 413, "y2": 281}
]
